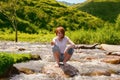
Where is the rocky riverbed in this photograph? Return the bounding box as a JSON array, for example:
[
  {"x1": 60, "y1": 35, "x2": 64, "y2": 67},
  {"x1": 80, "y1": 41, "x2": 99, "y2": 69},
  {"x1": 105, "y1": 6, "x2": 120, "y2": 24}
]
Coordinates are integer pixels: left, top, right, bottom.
[{"x1": 0, "y1": 41, "x2": 120, "y2": 80}]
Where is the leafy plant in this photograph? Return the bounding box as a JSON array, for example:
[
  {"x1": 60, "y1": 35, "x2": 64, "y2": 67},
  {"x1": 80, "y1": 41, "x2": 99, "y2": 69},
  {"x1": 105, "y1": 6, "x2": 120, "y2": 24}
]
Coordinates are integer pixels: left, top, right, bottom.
[
  {"x1": 0, "y1": 52, "x2": 32, "y2": 76},
  {"x1": 10, "y1": 53, "x2": 32, "y2": 63},
  {"x1": 115, "y1": 14, "x2": 120, "y2": 30},
  {"x1": 0, "y1": 53, "x2": 14, "y2": 75}
]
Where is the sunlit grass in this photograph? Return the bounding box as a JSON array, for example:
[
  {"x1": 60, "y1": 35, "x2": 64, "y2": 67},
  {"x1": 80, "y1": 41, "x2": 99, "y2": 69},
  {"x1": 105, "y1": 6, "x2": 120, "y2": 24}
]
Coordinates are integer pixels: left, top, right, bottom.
[
  {"x1": 0, "y1": 31, "x2": 55, "y2": 43},
  {"x1": 1, "y1": 26, "x2": 120, "y2": 44},
  {"x1": 67, "y1": 27, "x2": 120, "y2": 44}
]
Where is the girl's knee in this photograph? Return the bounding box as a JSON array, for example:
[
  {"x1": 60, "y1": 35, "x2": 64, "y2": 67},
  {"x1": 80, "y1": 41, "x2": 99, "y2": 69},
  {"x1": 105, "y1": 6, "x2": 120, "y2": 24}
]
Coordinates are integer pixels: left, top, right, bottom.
[
  {"x1": 67, "y1": 48, "x2": 74, "y2": 55},
  {"x1": 52, "y1": 45, "x2": 60, "y2": 53}
]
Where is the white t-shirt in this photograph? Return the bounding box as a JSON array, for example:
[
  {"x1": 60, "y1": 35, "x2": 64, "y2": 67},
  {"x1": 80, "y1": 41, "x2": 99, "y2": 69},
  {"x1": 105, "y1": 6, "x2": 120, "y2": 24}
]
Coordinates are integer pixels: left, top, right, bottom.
[{"x1": 52, "y1": 36, "x2": 74, "y2": 53}]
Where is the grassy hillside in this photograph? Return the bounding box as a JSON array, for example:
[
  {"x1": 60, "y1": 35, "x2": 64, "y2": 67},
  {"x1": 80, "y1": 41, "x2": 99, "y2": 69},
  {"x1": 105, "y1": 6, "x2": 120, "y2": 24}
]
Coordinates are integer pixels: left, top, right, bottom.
[
  {"x1": 1, "y1": 0, "x2": 120, "y2": 44},
  {"x1": 58, "y1": 1, "x2": 75, "y2": 6},
  {"x1": 0, "y1": 0, "x2": 104, "y2": 33},
  {"x1": 73, "y1": 0, "x2": 120, "y2": 23}
]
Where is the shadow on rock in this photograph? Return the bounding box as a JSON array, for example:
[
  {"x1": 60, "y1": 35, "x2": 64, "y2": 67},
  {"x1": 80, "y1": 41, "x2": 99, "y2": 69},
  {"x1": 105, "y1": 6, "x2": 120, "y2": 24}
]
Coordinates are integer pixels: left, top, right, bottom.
[
  {"x1": 0, "y1": 66, "x2": 20, "y2": 79},
  {"x1": 59, "y1": 63, "x2": 79, "y2": 77},
  {"x1": 42, "y1": 63, "x2": 79, "y2": 78}
]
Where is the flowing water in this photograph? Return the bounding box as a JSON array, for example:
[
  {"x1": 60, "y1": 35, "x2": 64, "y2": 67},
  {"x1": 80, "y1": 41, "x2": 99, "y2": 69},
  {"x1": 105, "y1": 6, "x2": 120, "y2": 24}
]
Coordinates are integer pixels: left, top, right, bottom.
[{"x1": 0, "y1": 41, "x2": 120, "y2": 80}]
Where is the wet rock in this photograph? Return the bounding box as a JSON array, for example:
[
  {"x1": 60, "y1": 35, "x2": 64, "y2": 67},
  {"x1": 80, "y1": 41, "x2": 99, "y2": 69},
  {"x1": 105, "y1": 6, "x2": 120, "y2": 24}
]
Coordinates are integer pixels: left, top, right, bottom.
[
  {"x1": 99, "y1": 44, "x2": 120, "y2": 52},
  {"x1": 60, "y1": 63, "x2": 79, "y2": 77},
  {"x1": 84, "y1": 56, "x2": 96, "y2": 61},
  {"x1": 42, "y1": 63, "x2": 79, "y2": 78},
  {"x1": 10, "y1": 73, "x2": 54, "y2": 80},
  {"x1": 14, "y1": 60, "x2": 46, "y2": 74},
  {"x1": 42, "y1": 54, "x2": 55, "y2": 62},
  {"x1": 106, "y1": 52, "x2": 120, "y2": 56},
  {"x1": 101, "y1": 55, "x2": 120, "y2": 64},
  {"x1": 69, "y1": 61, "x2": 119, "y2": 77},
  {"x1": 31, "y1": 54, "x2": 41, "y2": 60},
  {"x1": 90, "y1": 70, "x2": 111, "y2": 76},
  {"x1": 74, "y1": 75, "x2": 120, "y2": 80},
  {"x1": 1, "y1": 42, "x2": 120, "y2": 80},
  {"x1": 42, "y1": 63, "x2": 66, "y2": 78},
  {"x1": 10, "y1": 66, "x2": 20, "y2": 75},
  {"x1": 19, "y1": 68, "x2": 35, "y2": 74},
  {"x1": 18, "y1": 48, "x2": 26, "y2": 51}
]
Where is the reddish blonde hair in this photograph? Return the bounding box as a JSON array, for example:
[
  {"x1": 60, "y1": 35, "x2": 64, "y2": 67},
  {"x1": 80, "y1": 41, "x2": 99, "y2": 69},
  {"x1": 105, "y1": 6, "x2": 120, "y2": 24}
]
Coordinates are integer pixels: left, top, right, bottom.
[{"x1": 55, "y1": 26, "x2": 65, "y2": 38}]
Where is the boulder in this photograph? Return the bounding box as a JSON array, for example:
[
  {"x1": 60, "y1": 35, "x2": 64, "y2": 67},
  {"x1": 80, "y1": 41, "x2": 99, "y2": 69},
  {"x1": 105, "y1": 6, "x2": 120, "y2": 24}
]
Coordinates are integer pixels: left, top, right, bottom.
[
  {"x1": 90, "y1": 70, "x2": 111, "y2": 76},
  {"x1": 42, "y1": 63, "x2": 79, "y2": 78},
  {"x1": 13, "y1": 60, "x2": 46, "y2": 74},
  {"x1": 19, "y1": 68, "x2": 35, "y2": 74},
  {"x1": 101, "y1": 55, "x2": 120, "y2": 64},
  {"x1": 18, "y1": 47, "x2": 26, "y2": 51},
  {"x1": 98, "y1": 44, "x2": 120, "y2": 52},
  {"x1": 31, "y1": 54, "x2": 41, "y2": 60}
]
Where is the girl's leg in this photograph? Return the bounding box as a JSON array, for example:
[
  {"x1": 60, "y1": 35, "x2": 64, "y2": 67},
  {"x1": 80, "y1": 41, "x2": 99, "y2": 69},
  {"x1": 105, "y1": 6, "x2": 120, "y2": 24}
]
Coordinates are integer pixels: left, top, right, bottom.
[
  {"x1": 63, "y1": 48, "x2": 74, "y2": 65},
  {"x1": 52, "y1": 45, "x2": 60, "y2": 66},
  {"x1": 63, "y1": 53, "x2": 71, "y2": 65},
  {"x1": 53, "y1": 51, "x2": 60, "y2": 66}
]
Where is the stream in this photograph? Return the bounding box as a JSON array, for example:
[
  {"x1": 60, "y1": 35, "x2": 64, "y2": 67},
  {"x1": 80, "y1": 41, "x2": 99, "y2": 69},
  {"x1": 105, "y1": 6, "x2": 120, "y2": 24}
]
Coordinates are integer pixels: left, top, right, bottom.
[{"x1": 0, "y1": 41, "x2": 120, "y2": 80}]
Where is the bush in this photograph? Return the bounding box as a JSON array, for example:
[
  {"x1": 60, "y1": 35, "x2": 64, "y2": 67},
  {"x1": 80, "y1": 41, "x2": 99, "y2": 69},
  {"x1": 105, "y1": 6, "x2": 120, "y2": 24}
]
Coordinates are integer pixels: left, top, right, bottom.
[
  {"x1": 67, "y1": 25, "x2": 120, "y2": 44},
  {"x1": 0, "y1": 53, "x2": 14, "y2": 75},
  {"x1": 10, "y1": 53, "x2": 31, "y2": 63},
  {"x1": 115, "y1": 14, "x2": 120, "y2": 30},
  {"x1": 0, "y1": 52, "x2": 32, "y2": 76}
]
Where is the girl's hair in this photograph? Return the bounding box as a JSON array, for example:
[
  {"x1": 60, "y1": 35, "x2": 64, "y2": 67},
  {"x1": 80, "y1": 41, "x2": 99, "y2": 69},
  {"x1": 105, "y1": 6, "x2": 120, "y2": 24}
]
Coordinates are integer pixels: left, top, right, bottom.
[{"x1": 55, "y1": 26, "x2": 65, "y2": 38}]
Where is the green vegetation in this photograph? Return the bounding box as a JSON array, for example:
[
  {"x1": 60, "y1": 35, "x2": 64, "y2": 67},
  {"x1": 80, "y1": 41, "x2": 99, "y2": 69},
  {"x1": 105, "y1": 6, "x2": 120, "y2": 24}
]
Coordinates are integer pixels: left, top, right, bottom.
[
  {"x1": 0, "y1": 0, "x2": 120, "y2": 44},
  {"x1": 0, "y1": 52, "x2": 31, "y2": 76},
  {"x1": 74, "y1": 0, "x2": 120, "y2": 23},
  {"x1": 1, "y1": 23, "x2": 120, "y2": 44},
  {"x1": 0, "y1": 29, "x2": 55, "y2": 43},
  {"x1": 10, "y1": 53, "x2": 31, "y2": 63},
  {"x1": 0, "y1": 53, "x2": 14, "y2": 75},
  {"x1": 0, "y1": 0, "x2": 104, "y2": 33},
  {"x1": 67, "y1": 24, "x2": 120, "y2": 44},
  {"x1": 1, "y1": 0, "x2": 120, "y2": 76}
]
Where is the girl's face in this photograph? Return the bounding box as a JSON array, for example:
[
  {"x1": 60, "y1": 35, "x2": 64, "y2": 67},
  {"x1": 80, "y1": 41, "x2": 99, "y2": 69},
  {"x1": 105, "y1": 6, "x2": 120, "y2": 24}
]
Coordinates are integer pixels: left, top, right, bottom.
[{"x1": 57, "y1": 31, "x2": 64, "y2": 39}]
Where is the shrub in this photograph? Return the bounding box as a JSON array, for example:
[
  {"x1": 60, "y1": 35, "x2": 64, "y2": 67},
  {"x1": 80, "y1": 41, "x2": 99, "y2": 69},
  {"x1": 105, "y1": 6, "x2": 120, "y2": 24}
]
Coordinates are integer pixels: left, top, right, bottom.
[
  {"x1": 0, "y1": 53, "x2": 14, "y2": 75},
  {"x1": 115, "y1": 14, "x2": 120, "y2": 30},
  {"x1": 0, "y1": 52, "x2": 32, "y2": 76},
  {"x1": 67, "y1": 25, "x2": 120, "y2": 44},
  {"x1": 10, "y1": 53, "x2": 32, "y2": 63}
]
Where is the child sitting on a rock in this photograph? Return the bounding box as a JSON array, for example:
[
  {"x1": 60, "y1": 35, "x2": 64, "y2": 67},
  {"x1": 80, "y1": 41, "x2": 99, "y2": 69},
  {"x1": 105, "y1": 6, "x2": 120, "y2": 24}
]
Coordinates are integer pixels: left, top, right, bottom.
[{"x1": 51, "y1": 26, "x2": 75, "y2": 67}]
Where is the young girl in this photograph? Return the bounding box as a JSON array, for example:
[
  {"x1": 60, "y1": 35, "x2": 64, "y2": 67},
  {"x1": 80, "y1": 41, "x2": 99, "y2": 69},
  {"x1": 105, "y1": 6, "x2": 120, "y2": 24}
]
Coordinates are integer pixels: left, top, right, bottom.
[{"x1": 51, "y1": 26, "x2": 75, "y2": 67}]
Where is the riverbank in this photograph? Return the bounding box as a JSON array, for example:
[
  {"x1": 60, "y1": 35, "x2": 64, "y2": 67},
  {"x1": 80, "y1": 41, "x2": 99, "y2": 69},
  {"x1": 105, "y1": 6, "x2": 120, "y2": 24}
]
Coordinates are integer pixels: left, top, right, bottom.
[{"x1": 0, "y1": 41, "x2": 120, "y2": 80}]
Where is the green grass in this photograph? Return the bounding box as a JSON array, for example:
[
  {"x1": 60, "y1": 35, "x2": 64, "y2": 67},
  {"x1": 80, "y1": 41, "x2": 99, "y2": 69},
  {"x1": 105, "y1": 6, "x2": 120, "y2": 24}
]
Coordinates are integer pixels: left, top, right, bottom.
[
  {"x1": 10, "y1": 53, "x2": 32, "y2": 63},
  {"x1": 74, "y1": 0, "x2": 120, "y2": 23},
  {"x1": 1, "y1": 25, "x2": 120, "y2": 44},
  {"x1": 66, "y1": 24, "x2": 120, "y2": 44},
  {"x1": 0, "y1": 30, "x2": 55, "y2": 43}
]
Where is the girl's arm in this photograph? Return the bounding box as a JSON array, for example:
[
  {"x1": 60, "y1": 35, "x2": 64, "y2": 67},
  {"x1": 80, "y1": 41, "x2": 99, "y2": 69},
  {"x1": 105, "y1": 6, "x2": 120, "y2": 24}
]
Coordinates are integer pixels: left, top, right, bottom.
[
  {"x1": 64, "y1": 37, "x2": 75, "y2": 53},
  {"x1": 67, "y1": 37, "x2": 75, "y2": 48},
  {"x1": 51, "y1": 37, "x2": 56, "y2": 46},
  {"x1": 51, "y1": 41, "x2": 55, "y2": 45}
]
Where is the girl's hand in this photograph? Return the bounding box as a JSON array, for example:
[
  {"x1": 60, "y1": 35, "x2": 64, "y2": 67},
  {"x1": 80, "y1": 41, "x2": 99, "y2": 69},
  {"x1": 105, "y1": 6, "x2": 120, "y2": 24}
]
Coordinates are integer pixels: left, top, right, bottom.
[{"x1": 51, "y1": 41, "x2": 55, "y2": 45}]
